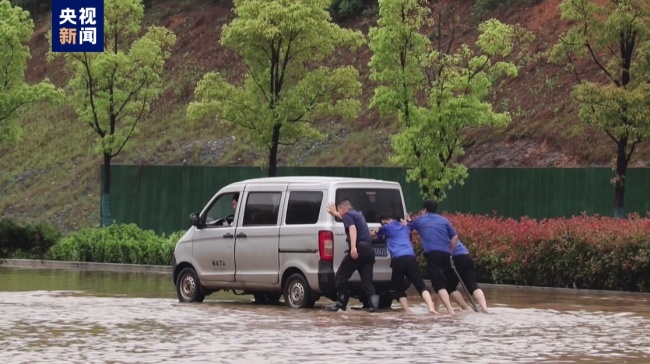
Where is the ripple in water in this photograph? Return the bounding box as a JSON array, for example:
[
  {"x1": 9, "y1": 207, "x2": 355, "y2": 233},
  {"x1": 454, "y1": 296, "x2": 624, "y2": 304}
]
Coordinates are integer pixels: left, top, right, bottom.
[{"x1": 1, "y1": 291, "x2": 649, "y2": 363}]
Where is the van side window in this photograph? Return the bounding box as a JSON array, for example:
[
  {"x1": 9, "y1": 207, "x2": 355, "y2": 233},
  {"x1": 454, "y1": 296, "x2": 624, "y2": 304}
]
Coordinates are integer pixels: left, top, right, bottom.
[
  {"x1": 285, "y1": 191, "x2": 323, "y2": 225},
  {"x1": 204, "y1": 192, "x2": 239, "y2": 227},
  {"x1": 243, "y1": 192, "x2": 282, "y2": 226}
]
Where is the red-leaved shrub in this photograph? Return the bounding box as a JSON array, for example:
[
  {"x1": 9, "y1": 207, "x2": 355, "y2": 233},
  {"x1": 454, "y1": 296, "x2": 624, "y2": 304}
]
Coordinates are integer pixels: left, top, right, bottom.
[{"x1": 409, "y1": 213, "x2": 650, "y2": 292}]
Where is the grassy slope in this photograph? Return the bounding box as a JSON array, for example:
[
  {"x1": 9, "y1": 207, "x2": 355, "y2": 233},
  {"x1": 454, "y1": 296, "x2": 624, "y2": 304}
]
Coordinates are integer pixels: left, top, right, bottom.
[{"x1": 0, "y1": 0, "x2": 648, "y2": 232}]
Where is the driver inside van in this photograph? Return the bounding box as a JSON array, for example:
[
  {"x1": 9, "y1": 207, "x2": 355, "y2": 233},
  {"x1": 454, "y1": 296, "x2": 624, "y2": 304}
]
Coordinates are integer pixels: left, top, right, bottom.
[{"x1": 222, "y1": 193, "x2": 239, "y2": 226}]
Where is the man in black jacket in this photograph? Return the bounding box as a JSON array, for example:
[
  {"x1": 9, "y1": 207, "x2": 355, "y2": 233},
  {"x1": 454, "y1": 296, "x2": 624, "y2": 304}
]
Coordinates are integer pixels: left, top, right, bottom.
[{"x1": 325, "y1": 200, "x2": 379, "y2": 312}]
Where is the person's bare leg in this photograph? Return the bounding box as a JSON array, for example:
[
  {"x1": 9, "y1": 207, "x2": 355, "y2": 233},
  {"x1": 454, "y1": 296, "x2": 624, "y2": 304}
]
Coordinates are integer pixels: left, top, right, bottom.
[
  {"x1": 432, "y1": 292, "x2": 442, "y2": 312},
  {"x1": 450, "y1": 291, "x2": 469, "y2": 310},
  {"x1": 421, "y1": 290, "x2": 439, "y2": 314},
  {"x1": 437, "y1": 289, "x2": 455, "y2": 315},
  {"x1": 472, "y1": 289, "x2": 489, "y2": 313},
  {"x1": 398, "y1": 297, "x2": 411, "y2": 314}
]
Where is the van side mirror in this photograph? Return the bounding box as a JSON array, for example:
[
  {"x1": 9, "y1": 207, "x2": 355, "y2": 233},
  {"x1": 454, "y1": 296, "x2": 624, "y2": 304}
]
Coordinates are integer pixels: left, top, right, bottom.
[{"x1": 189, "y1": 212, "x2": 201, "y2": 227}]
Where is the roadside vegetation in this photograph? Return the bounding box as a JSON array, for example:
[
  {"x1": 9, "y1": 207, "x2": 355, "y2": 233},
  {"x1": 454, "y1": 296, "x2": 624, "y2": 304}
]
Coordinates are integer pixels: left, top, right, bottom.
[
  {"x1": 4, "y1": 215, "x2": 650, "y2": 293},
  {"x1": 47, "y1": 224, "x2": 182, "y2": 265},
  {"x1": 0, "y1": 218, "x2": 61, "y2": 260},
  {"x1": 1, "y1": 221, "x2": 182, "y2": 265},
  {"x1": 414, "y1": 213, "x2": 650, "y2": 292}
]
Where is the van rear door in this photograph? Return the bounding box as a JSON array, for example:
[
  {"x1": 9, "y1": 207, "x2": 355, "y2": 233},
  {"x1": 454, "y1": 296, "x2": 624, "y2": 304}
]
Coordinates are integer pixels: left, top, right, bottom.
[{"x1": 332, "y1": 185, "x2": 406, "y2": 283}]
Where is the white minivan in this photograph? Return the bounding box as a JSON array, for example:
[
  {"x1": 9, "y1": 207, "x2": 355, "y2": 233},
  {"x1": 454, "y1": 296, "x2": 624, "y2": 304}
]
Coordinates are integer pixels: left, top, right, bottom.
[{"x1": 171, "y1": 176, "x2": 409, "y2": 309}]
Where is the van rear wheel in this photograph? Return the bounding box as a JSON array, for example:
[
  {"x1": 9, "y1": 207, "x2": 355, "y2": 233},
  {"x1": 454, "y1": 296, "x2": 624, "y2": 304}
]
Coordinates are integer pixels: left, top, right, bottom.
[
  {"x1": 283, "y1": 273, "x2": 314, "y2": 309},
  {"x1": 176, "y1": 267, "x2": 205, "y2": 303}
]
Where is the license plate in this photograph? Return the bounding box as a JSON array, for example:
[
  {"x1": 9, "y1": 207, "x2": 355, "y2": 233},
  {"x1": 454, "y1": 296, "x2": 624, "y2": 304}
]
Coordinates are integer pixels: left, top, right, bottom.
[{"x1": 373, "y1": 246, "x2": 388, "y2": 257}]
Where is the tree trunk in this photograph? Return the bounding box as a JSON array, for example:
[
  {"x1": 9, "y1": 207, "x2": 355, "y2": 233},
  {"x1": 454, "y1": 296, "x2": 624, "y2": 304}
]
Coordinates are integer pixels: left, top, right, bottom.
[
  {"x1": 421, "y1": 185, "x2": 431, "y2": 199},
  {"x1": 101, "y1": 153, "x2": 112, "y2": 226},
  {"x1": 267, "y1": 124, "x2": 281, "y2": 177},
  {"x1": 614, "y1": 137, "x2": 628, "y2": 219},
  {"x1": 433, "y1": 188, "x2": 442, "y2": 201}
]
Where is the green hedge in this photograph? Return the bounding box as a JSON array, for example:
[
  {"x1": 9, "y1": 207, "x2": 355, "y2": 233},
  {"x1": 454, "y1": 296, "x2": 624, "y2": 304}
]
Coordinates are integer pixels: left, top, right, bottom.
[
  {"x1": 0, "y1": 218, "x2": 61, "y2": 259},
  {"x1": 46, "y1": 224, "x2": 184, "y2": 265},
  {"x1": 411, "y1": 213, "x2": 650, "y2": 292}
]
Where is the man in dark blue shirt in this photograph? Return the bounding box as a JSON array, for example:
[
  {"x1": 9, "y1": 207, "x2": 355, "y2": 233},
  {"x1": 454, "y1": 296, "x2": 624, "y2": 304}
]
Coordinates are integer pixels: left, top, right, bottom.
[
  {"x1": 325, "y1": 200, "x2": 379, "y2": 312},
  {"x1": 406, "y1": 199, "x2": 458, "y2": 315},
  {"x1": 371, "y1": 216, "x2": 438, "y2": 315}
]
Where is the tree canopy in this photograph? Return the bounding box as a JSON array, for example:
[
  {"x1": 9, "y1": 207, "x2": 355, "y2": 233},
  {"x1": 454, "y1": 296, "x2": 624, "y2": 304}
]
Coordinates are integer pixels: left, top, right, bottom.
[
  {"x1": 550, "y1": 0, "x2": 650, "y2": 217},
  {"x1": 187, "y1": 0, "x2": 364, "y2": 176},
  {"x1": 49, "y1": 0, "x2": 176, "y2": 226},
  {"x1": 0, "y1": 0, "x2": 60, "y2": 145},
  {"x1": 369, "y1": 0, "x2": 531, "y2": 200}
]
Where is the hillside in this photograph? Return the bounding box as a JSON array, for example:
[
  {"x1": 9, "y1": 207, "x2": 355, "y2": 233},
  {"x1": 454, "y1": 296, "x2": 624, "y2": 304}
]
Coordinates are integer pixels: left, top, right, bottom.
[{"x1": 1, "y1": 0, "x2": 648, "y2": 232}]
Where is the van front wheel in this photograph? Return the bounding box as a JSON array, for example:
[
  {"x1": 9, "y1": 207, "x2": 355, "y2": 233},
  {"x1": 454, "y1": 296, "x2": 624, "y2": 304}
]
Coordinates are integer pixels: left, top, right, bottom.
[
  {"x1": 176, "y1": 267, "x2": 206, "y2": 303},
  {"x1": 283, "y1": 273, "x2": 314, "y2": 309}
]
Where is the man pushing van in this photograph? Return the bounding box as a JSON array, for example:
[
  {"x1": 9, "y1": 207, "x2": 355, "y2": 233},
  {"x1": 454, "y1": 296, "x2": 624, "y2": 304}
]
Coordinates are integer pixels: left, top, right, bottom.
[
  {"x1": 404, "y1": 199, "x2": 458, "y2": 315},
  {"x1": 371, "y1": 215, "x2": 438, "y2": 315},
  {"x1": 325, "y1": 200, "x2": 380, "y2": 312}
]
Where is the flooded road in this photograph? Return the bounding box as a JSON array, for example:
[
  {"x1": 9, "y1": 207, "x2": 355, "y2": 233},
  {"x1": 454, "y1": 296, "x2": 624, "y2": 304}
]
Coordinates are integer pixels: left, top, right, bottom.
[{"x1": 1, "y1": 268, "x2": 649, "y2": 363}]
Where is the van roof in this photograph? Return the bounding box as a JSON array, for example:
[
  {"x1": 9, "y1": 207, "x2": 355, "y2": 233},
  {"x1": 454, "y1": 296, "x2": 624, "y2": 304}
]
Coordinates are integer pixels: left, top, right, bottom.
[{"x1": 231, "y1": 176, "x2": 401, "y2": 186}]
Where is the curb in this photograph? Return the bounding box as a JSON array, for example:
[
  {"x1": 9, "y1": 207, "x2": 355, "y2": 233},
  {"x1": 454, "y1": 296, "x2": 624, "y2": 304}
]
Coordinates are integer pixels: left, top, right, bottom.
[{"x1": 0, "y1": 259, "x2": 171, "y2": 275}]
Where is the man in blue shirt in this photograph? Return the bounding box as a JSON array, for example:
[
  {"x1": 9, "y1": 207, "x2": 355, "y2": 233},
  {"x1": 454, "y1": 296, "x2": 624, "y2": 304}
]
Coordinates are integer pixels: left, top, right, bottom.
[
  {"x1": 371, "y1": 215, "x2": 438, "y2": 315},
  {"x1": 406, "y1": 199, "x2": 458, "y2": 315},
  {"x1": 325, "y1": 200, "x2": 379, "y2": 312},
  {"x1": 445, "y1": 241, "x2": 490, "y2": 313}
]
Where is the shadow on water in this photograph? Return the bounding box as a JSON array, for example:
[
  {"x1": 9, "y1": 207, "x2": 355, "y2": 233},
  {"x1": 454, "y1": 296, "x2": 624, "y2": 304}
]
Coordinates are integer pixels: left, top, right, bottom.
[{"x1": 1, "y1": 268, "x2": 650, "y2": 363}]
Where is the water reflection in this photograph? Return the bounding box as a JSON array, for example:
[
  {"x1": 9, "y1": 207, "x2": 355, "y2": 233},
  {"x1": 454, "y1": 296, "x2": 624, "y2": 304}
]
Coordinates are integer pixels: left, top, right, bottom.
[{"x1": 1, "y1": 268, "x2": 650, "y2": 363}]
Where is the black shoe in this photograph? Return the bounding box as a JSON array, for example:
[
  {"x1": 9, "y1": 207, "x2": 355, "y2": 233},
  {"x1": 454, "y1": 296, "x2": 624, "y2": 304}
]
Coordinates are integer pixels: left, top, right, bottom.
[
  {"x1": 359, "y1": 296, "x2": 369, "y2": 308},
  {"x1": 368, "y1": 295, "x2": 380, "y2": 312}
]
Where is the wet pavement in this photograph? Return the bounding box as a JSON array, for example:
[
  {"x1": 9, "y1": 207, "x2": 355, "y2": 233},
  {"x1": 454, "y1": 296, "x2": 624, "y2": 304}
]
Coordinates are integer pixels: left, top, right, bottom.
[{"x1": 1, "y1": 268, "x2": 649, "y2": 363}]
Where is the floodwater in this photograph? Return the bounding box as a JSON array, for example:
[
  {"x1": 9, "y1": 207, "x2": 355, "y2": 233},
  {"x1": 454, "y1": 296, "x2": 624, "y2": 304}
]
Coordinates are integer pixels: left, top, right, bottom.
[{"x1": 1, "y1": 269, "x2": 650, "y2": 363}]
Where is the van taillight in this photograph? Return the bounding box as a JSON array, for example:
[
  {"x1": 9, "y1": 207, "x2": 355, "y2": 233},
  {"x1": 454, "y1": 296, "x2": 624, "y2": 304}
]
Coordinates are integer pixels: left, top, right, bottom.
[{"x1": 318, "y1": 230, "x2": 334, "y2": 262}]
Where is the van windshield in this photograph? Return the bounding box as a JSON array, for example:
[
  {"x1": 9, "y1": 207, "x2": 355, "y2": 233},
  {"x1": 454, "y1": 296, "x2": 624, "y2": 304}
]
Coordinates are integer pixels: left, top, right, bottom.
[{"x1": 335, "y1": 188, "x2": 405, "y2": 223}]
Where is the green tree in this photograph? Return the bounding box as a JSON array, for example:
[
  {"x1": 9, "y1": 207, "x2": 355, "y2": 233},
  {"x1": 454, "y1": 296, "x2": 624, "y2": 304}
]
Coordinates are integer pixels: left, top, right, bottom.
[
  {"x1": 48, "y1": 0, "x2": 176, "y2": 226},
  {"x1": 368, "y1": 0, "x2": 530, "y2": 200},
  {"x1": 0, "y1": 0, "x2": 59, "y2": 145},
  {"x1": 187, "y1": 0, "x2": 363, "y2": 177},
  {"x1": 550, "y1": 0, "x2": 650, "y2": 218}
]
